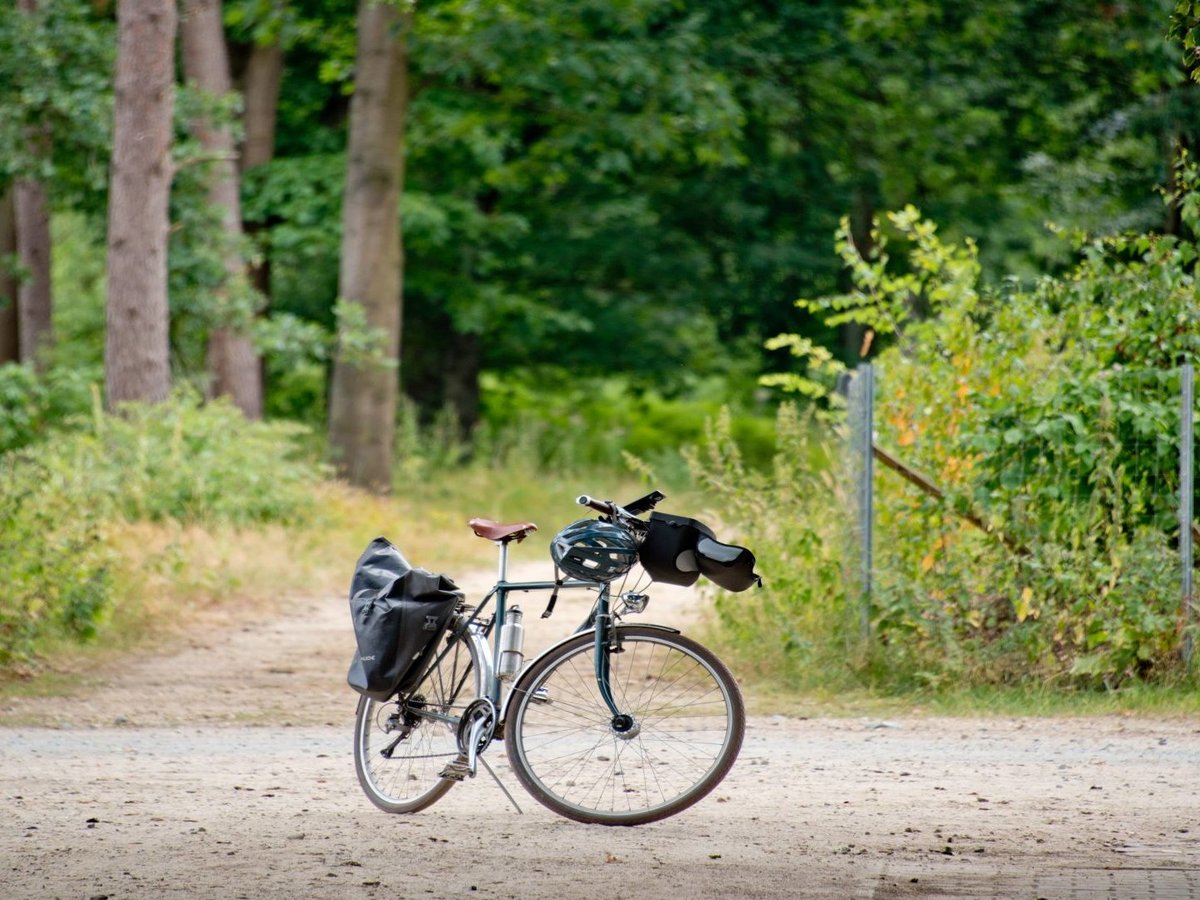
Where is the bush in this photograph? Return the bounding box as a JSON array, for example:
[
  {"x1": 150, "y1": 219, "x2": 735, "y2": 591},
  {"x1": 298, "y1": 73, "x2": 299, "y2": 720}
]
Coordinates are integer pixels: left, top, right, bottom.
[
  {"x1": 0, "y1": 451, "x2": 114, "y2": 670},
  {"x1": 0, "y1": 391, "x2": 324, "y2": 671},
  {"x1": 90, "y1": 394, "x2": 324, "y2": 525},
  {"x1": 476, "y1": 370, "x2": 775, "y2": 474},
  {"x1": 685, "y1": 405, "x2": 855, "y2": 688},
  {"x1": 758, "y1": 198, "x2": 1198, "y2": 690},
  {"x1": 0, "y1": 362, "x2": 95, "y2": 453}
]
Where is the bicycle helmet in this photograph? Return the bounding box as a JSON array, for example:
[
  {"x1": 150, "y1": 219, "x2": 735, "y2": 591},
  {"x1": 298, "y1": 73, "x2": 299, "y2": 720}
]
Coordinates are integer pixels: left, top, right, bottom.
[{"x1": 550, "y1": 519, "x2": 639, "y2": 583}]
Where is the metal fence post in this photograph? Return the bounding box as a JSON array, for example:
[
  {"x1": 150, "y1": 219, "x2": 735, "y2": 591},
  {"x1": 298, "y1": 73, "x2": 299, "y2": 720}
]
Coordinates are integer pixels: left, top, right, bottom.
[
  {"x1": 1182, "y1": 363, "x2": 1195, "y2": 667},
  {"x1": 855, "y1": 364, "x2": 874, "y2": 642}
]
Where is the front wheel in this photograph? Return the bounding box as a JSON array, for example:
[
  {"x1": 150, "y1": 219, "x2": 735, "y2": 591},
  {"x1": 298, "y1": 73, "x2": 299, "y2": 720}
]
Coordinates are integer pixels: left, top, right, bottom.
[
  {"x1": 504, "y1": 625, "x2": 745, "y2": 825},
  {"x1": 354, "y1": 625, "x2": 480, "y2": 814}
]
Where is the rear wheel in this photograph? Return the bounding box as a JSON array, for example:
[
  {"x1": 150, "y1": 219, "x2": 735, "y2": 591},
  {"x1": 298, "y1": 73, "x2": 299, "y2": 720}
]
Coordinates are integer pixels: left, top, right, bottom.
[
  {"x1": 504, "y1": 625, "x2": 744, "y2": 825},
  {"x1": 353, "y1": 625, "x2": 480, "y2": 814}
]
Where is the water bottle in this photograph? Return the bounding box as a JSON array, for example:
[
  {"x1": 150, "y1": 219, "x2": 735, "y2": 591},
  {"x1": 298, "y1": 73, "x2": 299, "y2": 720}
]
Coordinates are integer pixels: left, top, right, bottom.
[{"x1": 497, "y1": 606, "x2": 525, "y2": 681}]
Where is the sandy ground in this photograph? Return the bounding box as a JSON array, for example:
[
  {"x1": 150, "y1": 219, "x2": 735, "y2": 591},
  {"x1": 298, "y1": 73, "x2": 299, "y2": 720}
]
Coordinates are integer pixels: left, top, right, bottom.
[{"x1": 2, "y1": 560, "x2": 1199, "y2": 899}]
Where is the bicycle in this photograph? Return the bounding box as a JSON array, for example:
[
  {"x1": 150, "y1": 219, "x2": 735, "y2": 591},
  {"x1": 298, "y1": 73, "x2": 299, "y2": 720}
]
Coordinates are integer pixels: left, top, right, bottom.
[{"x1": 351, "y1": 490, "x2": 751, "y2": 826}]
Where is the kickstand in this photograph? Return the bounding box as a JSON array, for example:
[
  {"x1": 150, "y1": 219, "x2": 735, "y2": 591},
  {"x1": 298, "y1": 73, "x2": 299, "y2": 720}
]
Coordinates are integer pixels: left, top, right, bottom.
[{"x1": 479, "y1": 756, "x2": 523, "y2": 814}]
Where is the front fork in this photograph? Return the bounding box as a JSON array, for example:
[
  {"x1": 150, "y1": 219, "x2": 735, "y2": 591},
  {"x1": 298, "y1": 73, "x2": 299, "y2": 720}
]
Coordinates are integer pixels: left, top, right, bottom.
[{"x1": 592, "y1": 587, "x2": 629, "y2": 725}]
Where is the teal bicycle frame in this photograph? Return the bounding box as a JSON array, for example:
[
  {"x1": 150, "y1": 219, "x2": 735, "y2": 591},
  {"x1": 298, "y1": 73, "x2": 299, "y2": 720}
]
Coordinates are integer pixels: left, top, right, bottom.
[{"x1": 465, "y1": 538, "x2": 624, "y2": 718}]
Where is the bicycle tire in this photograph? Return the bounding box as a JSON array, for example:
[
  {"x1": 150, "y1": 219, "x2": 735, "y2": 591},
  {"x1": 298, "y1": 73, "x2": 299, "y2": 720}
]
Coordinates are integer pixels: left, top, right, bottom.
[
  {"x1": 504, "y1": 625, "x2": 744, "y2": 825},
  {"x1": 354, "y1": 625, "x2": 480, "y2": 814}
]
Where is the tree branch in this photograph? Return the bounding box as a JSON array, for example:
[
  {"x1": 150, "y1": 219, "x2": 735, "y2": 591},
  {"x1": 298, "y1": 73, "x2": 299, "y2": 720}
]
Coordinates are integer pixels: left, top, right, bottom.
[{"x1": 872, "y1": 443, "x2": 1029, "y2": 557}]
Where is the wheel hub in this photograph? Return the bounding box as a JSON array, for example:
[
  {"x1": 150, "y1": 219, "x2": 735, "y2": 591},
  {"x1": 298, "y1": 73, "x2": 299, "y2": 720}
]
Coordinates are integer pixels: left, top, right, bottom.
[{"x1": 610, "y1": 713, "x2": 641, "y2": 740}]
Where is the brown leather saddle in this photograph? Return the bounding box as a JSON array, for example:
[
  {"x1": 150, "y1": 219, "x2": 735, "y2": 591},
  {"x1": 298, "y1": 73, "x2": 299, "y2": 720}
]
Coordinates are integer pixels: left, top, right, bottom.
[{"x1": 467, "y1": 517, "x2": 538, "y2": 544}]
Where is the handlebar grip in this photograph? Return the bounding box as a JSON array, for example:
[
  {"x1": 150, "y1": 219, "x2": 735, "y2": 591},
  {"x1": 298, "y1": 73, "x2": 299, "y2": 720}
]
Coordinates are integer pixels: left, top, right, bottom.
[{"x1": 577, "y1": 495, "x2": 616, "y2": 515}]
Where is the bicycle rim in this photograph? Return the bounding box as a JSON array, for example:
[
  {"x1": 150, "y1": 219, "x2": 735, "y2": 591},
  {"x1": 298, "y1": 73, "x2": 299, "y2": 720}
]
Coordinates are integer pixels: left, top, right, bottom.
[
  {"x1": 505, "y1": 626, "x2": 744, "y2": 825},
  {"x1": 354, "y1": 631, "x2": 478, "y2": 814}
]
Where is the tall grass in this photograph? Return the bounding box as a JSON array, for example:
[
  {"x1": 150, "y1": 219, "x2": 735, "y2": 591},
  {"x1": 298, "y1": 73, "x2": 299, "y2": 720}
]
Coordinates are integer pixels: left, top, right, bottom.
[
  {"x1": 0, "y1": 390, "x2": 323, "y2": 673},
  {"x1": 684, "y1": 404, "x2": 860, "y2": 691}
]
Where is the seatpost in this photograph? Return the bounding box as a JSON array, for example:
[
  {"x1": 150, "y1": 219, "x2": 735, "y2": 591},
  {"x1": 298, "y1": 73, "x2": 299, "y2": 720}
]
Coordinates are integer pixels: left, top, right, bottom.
[
  {"x1": 497, "y1": 539, "x2": 510, "y2": 584},
  {"x1": 490, "y1": 539, "x2": 512, "y2": 706}
]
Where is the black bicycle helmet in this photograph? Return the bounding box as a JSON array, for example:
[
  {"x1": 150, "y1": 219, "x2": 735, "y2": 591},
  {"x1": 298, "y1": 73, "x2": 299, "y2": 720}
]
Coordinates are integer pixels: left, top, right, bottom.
[{"x1": 550, "y1": 519, "x2": 639, "y2": 582}]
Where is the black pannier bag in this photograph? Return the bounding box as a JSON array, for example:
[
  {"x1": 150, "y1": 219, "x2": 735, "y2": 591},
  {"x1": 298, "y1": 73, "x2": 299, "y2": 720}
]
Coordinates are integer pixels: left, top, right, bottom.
[
  {"x1": 346, "y1": 537, "x2": 463, "y2": 701},
  {"x1": 638, "y1": 512, "x2": 762, "y2": 591}
]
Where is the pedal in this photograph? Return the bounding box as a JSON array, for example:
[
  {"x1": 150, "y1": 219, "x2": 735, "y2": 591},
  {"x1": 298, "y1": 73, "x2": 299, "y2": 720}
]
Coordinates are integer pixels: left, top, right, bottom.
[{"x1": 439, "y1": 756, "x2": 471, "y2": 781}]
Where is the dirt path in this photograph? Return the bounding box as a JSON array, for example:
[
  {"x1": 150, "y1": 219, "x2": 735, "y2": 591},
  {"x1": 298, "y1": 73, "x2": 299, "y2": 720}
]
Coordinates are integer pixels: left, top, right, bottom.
[{"x1": 2, "y1": 564, "x2": 1199, "y2": 899}]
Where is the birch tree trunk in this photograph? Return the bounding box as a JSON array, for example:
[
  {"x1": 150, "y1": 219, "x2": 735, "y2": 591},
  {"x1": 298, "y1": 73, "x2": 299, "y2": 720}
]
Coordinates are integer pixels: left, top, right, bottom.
[
  {"x1": 327, "y1": 1, "x2": 409, "y2": 492},
  {"x1": 181, "y1": 0, "x2": 263, "y2": 419},
  {"x1": 0, "y1": 190, "x2": 18, "y2": 364},
  {"x1": 104, "y1": 0, "x2": 175, "y2": 407}
]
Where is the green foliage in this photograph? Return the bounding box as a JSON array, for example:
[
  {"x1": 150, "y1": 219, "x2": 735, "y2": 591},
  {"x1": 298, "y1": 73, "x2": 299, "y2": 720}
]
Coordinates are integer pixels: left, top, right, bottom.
[
  {"x1": 255, "y1": 312, "x2": 332, "y2": 423},
  {"x1": 0, "y1": 449, "x2": 114, "y2": 670},
  {"x1": 0, "y1": 0, "x2": 114, "y2": 208},
  {"x1": 237, "y1": 0, "x2": 1200, "y2": 431},
  {"x1": 88, "y1": 393, "x2": 324, "y2": 525},
  {"x1": 474, "y1": 371, "x2": 775, "y2": 475},
  {"x1": 0, "y1": 392, "x2": 325, "y2": 671},
  {"x1": 168, "y1": 86, "x2": 263, "y2": 387},
  {"x1": 759, "y1": 197, "x2": 1198, "y2": 690},
  {"x1": 684, "y1": 404, "x2": 852, "y2": 689},
  {"x1": 48, "y1": 211, "x2": 107, "y2": 372},
  {"x1": 1170, "y1": 1, "x2": 1200, "y2": 79},
  {"x1": 240, "y1": 153, "x2": 344, "y2": 326},
  {"x1": 0, "y1": 363, "x2": 92, "y2": 453}
]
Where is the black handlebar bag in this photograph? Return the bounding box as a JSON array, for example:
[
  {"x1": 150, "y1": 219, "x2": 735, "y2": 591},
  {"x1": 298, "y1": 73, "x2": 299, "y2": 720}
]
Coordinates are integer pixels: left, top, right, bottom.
[
  {"x1": 638, "y1": 512, "x2": 762, "y2": 591},
  {"x1": 696, "y1": 536, "x2": 762, "y2": 592},
  {"x1": 346, "y1": 537, "x2": 463, "y2": 701}
]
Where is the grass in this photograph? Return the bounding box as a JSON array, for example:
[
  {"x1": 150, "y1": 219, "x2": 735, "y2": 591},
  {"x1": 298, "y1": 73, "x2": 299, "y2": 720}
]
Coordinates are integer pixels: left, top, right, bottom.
[
  {"x1": 3, "y1": 457, "x2": 1198, "y2": 719},
  {"x1": 0, "y1": 463, "x2": 658, "y2": 697},
  {"x1": 738, "y1": 677, "x2": 1200, "y2": 719}
]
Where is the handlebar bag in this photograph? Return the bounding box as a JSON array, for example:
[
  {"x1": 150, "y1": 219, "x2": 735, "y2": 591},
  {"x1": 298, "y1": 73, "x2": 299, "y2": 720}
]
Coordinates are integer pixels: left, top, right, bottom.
[
  {"x1": 638, "y1": 513, "x2": 716, "y2": 586},
  {"x1": 346, "y1": 537, "x2": 463, "y2": 701},
  {"x1": 696, "y1": 536, "x2": 762, "y2": 592}
]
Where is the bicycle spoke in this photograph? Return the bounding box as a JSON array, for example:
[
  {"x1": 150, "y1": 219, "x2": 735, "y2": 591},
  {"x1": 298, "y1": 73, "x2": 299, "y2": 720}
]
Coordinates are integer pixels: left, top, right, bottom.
[
  {"x1": 507, "y1": 627, "x2": 744, "y2": 825},
  {"x1": 353, "y1": 627, "x2": 480, "y2": 814}
]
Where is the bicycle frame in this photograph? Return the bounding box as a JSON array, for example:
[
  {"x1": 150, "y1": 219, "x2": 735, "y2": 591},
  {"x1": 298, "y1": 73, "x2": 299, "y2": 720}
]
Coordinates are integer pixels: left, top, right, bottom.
[{"x1": 444, "y1": 538, "x2": 624, "y2": 719}]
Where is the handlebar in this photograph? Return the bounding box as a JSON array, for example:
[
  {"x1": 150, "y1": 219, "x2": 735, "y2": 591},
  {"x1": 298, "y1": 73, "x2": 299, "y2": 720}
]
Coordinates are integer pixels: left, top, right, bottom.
[
  {"x1": 577, "y1": 490, "x2": 666, "y2": 519},
  {"x1": 577, "y1": 495, "x2": 617, "y2": 515}
]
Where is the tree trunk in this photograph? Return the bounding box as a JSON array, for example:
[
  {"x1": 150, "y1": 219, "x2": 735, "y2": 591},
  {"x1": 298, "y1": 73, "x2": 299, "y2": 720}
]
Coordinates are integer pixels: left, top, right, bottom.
[
  {"x1": 328, "y1": 0, "x2": 409, "y2": 493},
  {"x1": 14, "y1": 0, "x2": 52, "y2": 370},
  {"x1": 241, "y1": 41, "x2": 283, "y2": 173},
  {"x1": 0, "y1": 190, "x2": 18, "y2": 364},
  {"x1": 105, "y1": 0, "x2": 175, "y2": 408},
  {"x1": 14, "y1": 178, "x2": 52, "y2": 370},
  {"x1": 239, "y1": 37, "x2": 282, "y2": 391},
  {"x1": 181, "y1": 0, "x2": 263, "y2": 419},
  {"x1": 401, "y1": 303, "x2": 480, "y2": 436}
]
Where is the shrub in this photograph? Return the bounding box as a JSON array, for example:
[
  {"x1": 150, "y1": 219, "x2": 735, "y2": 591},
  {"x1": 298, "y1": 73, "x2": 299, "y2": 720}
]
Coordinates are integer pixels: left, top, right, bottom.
[
  {"x1": 759, "y1": 198, "x2": 1197, "y2": 689},
  {"x1": 0, "y1": 451, "x2": 114, "y2": 670},
  {"x1": 0, "y1": 391, "x2": 324, "y2": 671},
  {"x1": 685, "y1": 405, "x2": 855, "y2": 688},
  {"x1": 0, "y1": 362, "x2": 95, "y2": 454}
]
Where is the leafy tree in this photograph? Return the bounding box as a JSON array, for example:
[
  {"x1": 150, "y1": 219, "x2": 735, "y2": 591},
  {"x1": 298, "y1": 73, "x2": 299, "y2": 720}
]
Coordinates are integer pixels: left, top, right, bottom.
[{"x1": 0, "y1": 0, "x2": 115, "y2": 369}]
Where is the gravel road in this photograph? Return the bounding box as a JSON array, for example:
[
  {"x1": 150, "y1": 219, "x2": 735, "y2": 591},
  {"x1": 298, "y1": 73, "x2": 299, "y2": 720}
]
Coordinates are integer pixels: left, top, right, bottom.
[{"x1": 2, "y1": 563, "x2": 1198, "y2": 899}]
